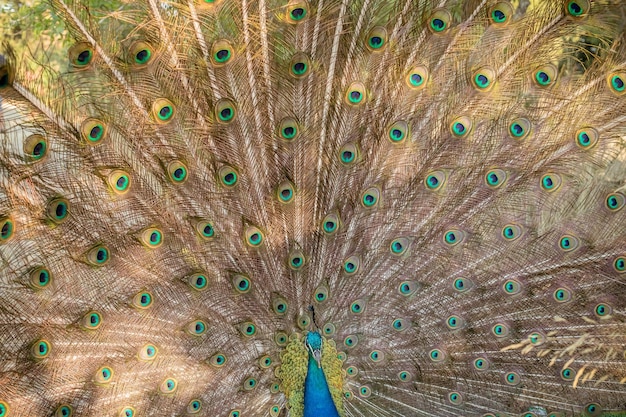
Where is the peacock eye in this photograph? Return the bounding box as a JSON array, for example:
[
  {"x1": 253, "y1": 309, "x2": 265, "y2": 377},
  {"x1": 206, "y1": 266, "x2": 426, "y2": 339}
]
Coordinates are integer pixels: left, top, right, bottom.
[
  {"x1": 345, "y1": 82, "x2": 367, "y2": 106},
  {"x1": 211, "y1": 40, "x2": 234, "y2": 66},
  {"x1": 366, "y1": 27, "x2": 387, "y2": 51},
  {"x1": 215, "y1": 98, "x2": 237, "y2": 123},
  {"x1": 289, "y1": 53, "x2": 310, "y2": 78},
  {"x1": 428, "y1": 9, "x2": 451, "y2": 33}
]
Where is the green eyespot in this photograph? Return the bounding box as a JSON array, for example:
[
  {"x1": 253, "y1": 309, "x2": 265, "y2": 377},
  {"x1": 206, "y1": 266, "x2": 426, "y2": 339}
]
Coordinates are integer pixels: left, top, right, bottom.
[{"x1": 428, "y1": 9, "x2": 451, "y2": 33}]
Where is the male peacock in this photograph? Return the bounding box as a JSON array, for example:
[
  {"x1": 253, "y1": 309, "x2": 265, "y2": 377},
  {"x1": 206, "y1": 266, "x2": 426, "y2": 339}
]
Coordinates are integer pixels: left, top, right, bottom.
[{"x1": 0, "y1": 0, "x2": 625, "y2": 416}]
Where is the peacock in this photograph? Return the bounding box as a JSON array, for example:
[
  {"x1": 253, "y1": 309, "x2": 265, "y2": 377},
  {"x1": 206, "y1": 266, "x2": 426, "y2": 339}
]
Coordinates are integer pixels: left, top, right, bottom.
[{"x1": 1, "y1": 0, "x2": 625, "y2": 415}]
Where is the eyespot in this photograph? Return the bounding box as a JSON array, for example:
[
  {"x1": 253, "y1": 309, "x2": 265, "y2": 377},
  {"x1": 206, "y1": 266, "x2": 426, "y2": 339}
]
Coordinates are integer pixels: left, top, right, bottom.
[
  {"x1": 606, "y1": 192, "x2": 625, "y2": 212},
  {"x1": 366, "y1": 26, "x2": 387, "y2": 51},
  {"x1": 209, "y1": 353, "x2": 227, "y2": 367},
  {"x1": 398, "y1": 371, "x2": 411, "y2": 381},
  {"x1": 473, "y1": 357, "x2": 490, "y2": 371},
  {"x1": 346, "y1": 366, "x2": 358, "y2": 376},
  {"x1": 232, "y1": 274, "x2": 251, "y2": 293},
  {"x1": 46, "y1": 198, "x2": 70, "y2": 224},
  {"x1": 343, "y1": 255, "x2": 360, "y2": 275},
  {"x1": 322, "y1": 322, "x2": 336, "y2": 336},
  {"x1": 509, "y1": 117, "x2": 531, "y2": 140},
  {"x1": 472, "y1": 67, "x2": 495, "y2": 91},
  {"x1": 565, "y1": 0, "x2": 590, "y2": 18},
  {"x1": 81, "y1": 311, "x2": 102, "y2": 330},
  {"x1": 24, "y1": 134, "x2": 48, "y2": 161},
  {"x1": 322, "y1": 213, "x2": 340, "y2": 234},
  {"x1": 210, "y1": 40, "x2": 234, "y2": 66},
  {"x1": 344, "y1": 335, "x2": 358, "y2": 348},
  {"x1": 584, "y1": 403, "x2": 602, "y2": 416},
  {"x1": 86, "y1": 245, "x2": 110, "y2": 266},
  {"x1": 229, "y1": 411, "x2": 241, "y2": 417},
  {"x1": 450, "y1": 116, "x2": 472, "y2": 138},
  {"x1": 160, "y1": 378, "x2": 177, "y2": 394},
  {"x1": 369, "y1": 350, "x2": 384, "y2": 362},
  {"x1": 120, "y1": 407, "x2": 135, "y2": 417},
  {"x1": 501, "y1": 224, "x2": 522, "y2": 241},
  {"x1": 55, "y1": 405, "x2": 73, "y2": 417},
  {"x1": 270, "y1": 405, "x2": 281, "y2": 417},
  {"x1": 215, "y1": 98, "x2": 237, "y2": 123},
  {"x1": 428, "y1": 348, "x2": 446, "y2": 362},
  {"x1": 345, "y1": 82, "x2": 367, "y2": 106},
  {"x1": 350, "y1": 299, "x2": 366, "y2": 314},
  {"x1": 425, "y1": 170, "x2": 446, "y2": 190},
  {"x1": 452, "y1": 277, "x2": 473, "y2": 293},
  {"x1": 490, "y1": 2, "x2": 513, "y2": 25},
  {"x1": 428, "y1": 9, "x2": 452, "y2": 33},
  {"x1": 31, "y1": 339, "x2": 51, "y2": 360},
  {"x1": 186, "y1": 273, "x2": 209, "y2": 291},
  {"x1": 361, "y1": 187, "x2": 380, "y2": 208},
  {"x1": 575, "y1": 127, "x2": 598, "y2": 149},
  {"x1": 139, "y1": 227, "x2": 163, "y2": 248},
  {"x1": 540, "y1": 173, "x2": 562, "y2": 192},
  {"x1": 608, "y1": 72, "x2": 626, "y2": 95},
  {"x1": 187, "y1": 399, "x2": 202, "y2": 414},
  {"x1": 314, "y1": 285, "x2": 329, "y2": 303},
  {"x1": 274, "y1": 332, "x2": 288, "y2": 346},
  {"x1": 195, "y1": 220, "x2": 215, "y2": 240},
  {"x1": 272, "y1": 295, "x2": 288, "y2": 315},
  {"x1": 492, "y1": 323, "x2": 510, "y2": 337},
  {"x1": 533, "y1": 64, "x2": 557, "y2": 87},
  {"x1": 344, "y1": 391, "x2": 353, "y2": 400},
  {"x1": 270, "y1": 383, "x2": 280, "y2": 393},
  {"x1": 406, "y1": 65, "x2": 429, "y2": 90},
  {"x1": 259, "y1": 355, "x2": 272, "y2": 369},
  {"x1": 289, "y1": 53, "x2": 310, "y2": 78},
  {"x1": 485, "y1": 169, "x2": 507, "y2": 188},
  {"x1": 559, "y1": 234, "x2": 579, "y2": 252},
  {"x1": 358, "y1": 386, "x2": 371, "y2": 398},
  {"x1": 30, "y1": 267, "x2": 52, "y2": 289},
  {"x1": 286, "y1": 1, "x2": 309, "y2": 23},
  {"x1": 444, "y1": 229, "x2": 465, "y2": 246},
  {"x1": 502, "y1": 279, "x2": 521, "y2": 295},
  {"x1": 80, "y1": 118, "x2": 107, "y2": 144},
  {"x1": 186, "y1": 320, "x2": 207, "y2": 336},
  {"x1": 392, "y1": 318, "x2": 410, "y2": 331},
  {"x1": 288, "y1": 249, "x2": 305, "y2": 270},
  {"x1": 388, "y1": 120, "x2": 409, "y2": 143},
  {"x1": 129, "y1": 41, "x2": 153, "y2": 66},
  {"x1": 337, "y1": 352, "x2": 347, "y2": 362},
  {"x1": 399, "y1": 280, "x2": 420, "y2": 296},
  {"x1": 448, "y1": 392, "x2": 463, "y2": 405},
  {"x1": 244, "y1": 225, "x2": 264, "y2": 247},
  {"x1": 594, "y1": 303, "x2": 612, "y2": 317},
  {"x1": 390, "y1": 237, "x2": 409, "y2": 255},
  {"x1": 553, "y1": 287, "x2": 572, "y2": 303},
  {"x1": 166, "y1": 160, "x2": 188, "y2": 183},
  {"x1": 504, "y1": 371, "x2": 520, "y2": 386},
  {"x1": 528, "y1": 331, "x2": 546, "y2": 346},
  {"x1": 132, "y1": 291, "x2": 153, "y2": 309},
  {"x1": 215, "y1": 165, "x2": 238, "y2": 188},
  {"x1": 278, "y1": 117, "x2": 299, "y2": 141},
  {"x1": 297, "y1": 313, "x2": 311, "y2": 329},
  {"x1": 338, "y1": 142, "x2": 359, "y2": 165},
  {"x1": 446, "y1": 315, "x2": 465, "y2": 330},
  {"x1": 138, "y1": 343, "x2": 158, "y2": 361},
  {"x1": 151, "y1": 98, "x2": 175, "y2": 123},
  {"x1": 107, "y1": 170, "x2": 131, "y2": 195},
  {"x1": 614, "y1": 256, "x2": 626, "y2": 273},
  {"x1": 560, "y1": 367, "x2": 575, "y2": 381},
  {"x1": 95, "y1": 366, "x2": 113, "y2": 384},
  {"x1": 69, "y1": 42, "x2": 94, "y2": 68},
  {"x1": 240, "y1": 321, "x2": 256, "y2": 337}
]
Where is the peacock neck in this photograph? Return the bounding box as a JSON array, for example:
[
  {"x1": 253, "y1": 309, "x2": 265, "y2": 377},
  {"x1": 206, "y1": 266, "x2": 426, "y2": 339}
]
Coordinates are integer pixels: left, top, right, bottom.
[{"x1": 303, "y1": 350, "x2": 340, "y2": 417}]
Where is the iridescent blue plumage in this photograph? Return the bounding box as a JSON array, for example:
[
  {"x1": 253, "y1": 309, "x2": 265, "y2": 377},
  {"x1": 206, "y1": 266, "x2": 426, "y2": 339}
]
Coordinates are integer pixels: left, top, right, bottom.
[{"x1": 303, "y1": 332, "x2": 340, "y2": 417}]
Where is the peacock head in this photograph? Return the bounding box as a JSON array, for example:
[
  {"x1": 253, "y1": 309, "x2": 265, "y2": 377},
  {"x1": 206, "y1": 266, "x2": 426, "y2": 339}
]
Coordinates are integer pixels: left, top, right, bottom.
[{"x1": 305, "y1": 331, "x2": 323, "y2": 368}]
